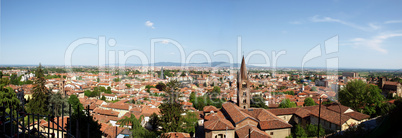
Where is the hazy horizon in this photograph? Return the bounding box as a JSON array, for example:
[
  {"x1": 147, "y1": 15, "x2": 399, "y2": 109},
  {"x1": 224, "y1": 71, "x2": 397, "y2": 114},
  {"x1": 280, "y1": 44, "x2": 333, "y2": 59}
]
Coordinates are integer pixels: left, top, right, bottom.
[{"x1": 1, "y1": 0, "x2": 402, "y2": 69}]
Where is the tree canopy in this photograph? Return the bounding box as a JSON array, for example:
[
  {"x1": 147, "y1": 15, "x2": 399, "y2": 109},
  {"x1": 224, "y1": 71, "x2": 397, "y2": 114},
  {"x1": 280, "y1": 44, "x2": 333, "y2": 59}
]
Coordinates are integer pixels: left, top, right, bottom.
[
  {"x1": 155, "y1": 82, "x2": 166, "y2": 91},
  {"x1": 279, "y1": 98, "x2": 296, "y2": 108},
  {"x1": 339, "y1": 80, "x2": 385, "y2": 117},
  {"x1": 27, "y1": 64, "x2": 51, "y2": 115},
  {"x1": 303, "y1": 97, "x2": 316, "y2": 106}
]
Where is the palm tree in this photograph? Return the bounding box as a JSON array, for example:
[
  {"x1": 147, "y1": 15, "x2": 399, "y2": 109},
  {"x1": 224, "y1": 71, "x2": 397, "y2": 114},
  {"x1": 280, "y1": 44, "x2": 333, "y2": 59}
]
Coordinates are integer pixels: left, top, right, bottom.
[
  {"x1": 117, "y1": 114, "x2": 144, "y2": 129},
  {"x1": 118, "y1": 114, "x2": 153, "y2": 137}
]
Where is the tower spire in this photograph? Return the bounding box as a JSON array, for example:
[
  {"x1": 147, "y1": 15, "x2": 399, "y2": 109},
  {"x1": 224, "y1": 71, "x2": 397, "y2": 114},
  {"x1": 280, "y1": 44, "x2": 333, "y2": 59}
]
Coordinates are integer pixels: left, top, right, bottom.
[{"x1": 240, "y1": 56, "x2": 247, "y2": 80}]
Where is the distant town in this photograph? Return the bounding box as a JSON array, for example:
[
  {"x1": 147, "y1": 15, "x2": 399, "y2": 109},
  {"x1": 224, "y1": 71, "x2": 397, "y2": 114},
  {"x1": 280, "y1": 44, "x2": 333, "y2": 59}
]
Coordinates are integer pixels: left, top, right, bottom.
[{"x1": 1, "y1": 57, "x2": 401, "y2": 138}]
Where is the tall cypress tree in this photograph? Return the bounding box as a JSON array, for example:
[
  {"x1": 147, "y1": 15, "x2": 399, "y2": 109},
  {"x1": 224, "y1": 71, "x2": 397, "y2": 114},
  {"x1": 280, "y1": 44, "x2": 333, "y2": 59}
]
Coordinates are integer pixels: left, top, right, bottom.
[
  {"x1": 27, "y1": 63, "x2": 50, "y2": 115},
  {"x1": 159, "y1": 80, "x2": 184, "y2": 133}
]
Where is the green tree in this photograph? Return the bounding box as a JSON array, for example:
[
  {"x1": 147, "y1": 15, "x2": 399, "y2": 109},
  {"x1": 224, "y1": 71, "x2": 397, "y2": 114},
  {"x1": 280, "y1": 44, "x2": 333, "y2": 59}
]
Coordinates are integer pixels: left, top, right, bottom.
[
  {"x1": 306, "y1": 124, "x2": 325, "y2": 137},
  {"x1": 294, "y1": 124, "x2": 307, "y2": 138},
  {"x1": 48, "y1": 92, "x2": 69, "y2": 116},
  {"x1": 66, "y1": 104, "x2": 102, "y2": 138},
  {"x1": 159, "y1": 80, "x2": 184, "y2": 132},
  {"x1": 339, "y1": 80, "x2": 385, "y2": 117},
  {"x1": 27, "y1": 64, "x2": 50, "y2": 115},
  {"x1": 101, "y1": 95, "x2": 106, "y2": 101},
  {"x1": 118, "y1": 114, "x2": 143, "y2": 131},
  {"x1": 149, "y1": 113, "x2": 160, "y2": 131},
  {"x1": 0, "y1": 85, "x2": 19, "y2": 108},
  {"x1": 303, "y1": 97, "x2": 316, "y2": 106},
  {"x1": 183, "y1": 112, "x2": 198, "y2": 137},
  {"x1": 126, "y1": 83, "x2": 131, "y2": 88},
  {"x1": 251, "y1": 95, "x2": 268, "y2": 109},
  {"x1": 10, "y1": 74, "x2": 19, "y2": 85},
  {"x1": 189, "y1": 92, "x2": 196, "y2": 103},
  {"x1": 212, "y1": 86, "x2": 221, "y2": 93},
  {"x1": 180, "y1": 71, "x2": 186, "y2": 77},
  {"x1": 279, "y1": 98, "x2": 296, "y2": 108},
  {"x1": 106, "y1": 87, "x2": 112, "y2": 94},
  {"x1": 0, "y1": 85, "x2": 21, "y2": 134},
  {"x1": 159, "y1": 102, "x2": 184, "y2": 133},
  {"x1": 164, "y1": 80, "x2": 182, "y2": 103},
  {"x1": 68, "y1": 95, "x2": 84, "y2": 115},
  {"x1": 311, "y1": 86, "x2": 317, "y2": 91},
  {"x1": 155, "y1": 82, "x2": 166, "y2": 91}
]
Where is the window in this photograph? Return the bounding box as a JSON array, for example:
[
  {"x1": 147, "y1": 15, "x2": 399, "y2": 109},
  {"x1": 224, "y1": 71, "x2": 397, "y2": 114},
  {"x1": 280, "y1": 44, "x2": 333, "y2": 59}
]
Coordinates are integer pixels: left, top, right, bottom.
[
  {"x1": 215, "y1": 134, "x2": 226, "y2": 138},
  {"x1": 270, "y1": 132, "x2": 274, "y2": 135}
]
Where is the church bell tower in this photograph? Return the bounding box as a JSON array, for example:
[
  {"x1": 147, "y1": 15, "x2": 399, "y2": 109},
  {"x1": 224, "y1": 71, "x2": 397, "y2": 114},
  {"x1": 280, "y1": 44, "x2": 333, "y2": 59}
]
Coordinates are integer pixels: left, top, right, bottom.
[{"x1": 237, "y1": 56, "x2": 250, "y2": 109}]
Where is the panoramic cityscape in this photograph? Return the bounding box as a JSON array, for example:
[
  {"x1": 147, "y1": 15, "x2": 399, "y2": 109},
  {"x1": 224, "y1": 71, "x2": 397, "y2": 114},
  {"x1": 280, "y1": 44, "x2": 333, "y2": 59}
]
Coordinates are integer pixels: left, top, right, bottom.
[{"x1": 1, "y1": 0, "x2": 402, "y2": 138}]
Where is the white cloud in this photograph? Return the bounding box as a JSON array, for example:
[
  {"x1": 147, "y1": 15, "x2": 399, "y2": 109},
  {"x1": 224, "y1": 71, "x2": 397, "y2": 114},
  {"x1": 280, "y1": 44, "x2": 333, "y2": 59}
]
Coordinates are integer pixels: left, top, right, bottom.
[
  {"x1": 310, "y1": 15, "x2": 380, "y2": 31},
  {"x1": 169, "y1": 52, "x2": 175, "y2": 55},
  {"x1": 385, "y1": 20, "x2": 402, "y2": 24},
  {"x1": 145, "y1": 21, "x2": 155, "y2": 29},
  {"x1": 350, "y1": 33, "x2": 402, "y2": 54}
]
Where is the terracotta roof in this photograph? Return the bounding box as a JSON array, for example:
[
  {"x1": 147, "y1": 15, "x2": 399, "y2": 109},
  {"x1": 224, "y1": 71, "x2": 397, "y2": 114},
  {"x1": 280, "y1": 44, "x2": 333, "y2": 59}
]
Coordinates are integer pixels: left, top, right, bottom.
[
  {"x1": 103, "y1": 125, "x2": 124, "y2": 138},
  {"x1": 344, "y1": 112, "x2": 370, "y2": 121},
  {"x1": 203, "y1": 106, "x2": 219, "y2": 113},
  {"x1": 40, "y1": 116, "x2": 69, "y2": 130},
  {"x1": 326, "y1": 104, "x2": 351, "y2": 113},
  {"x1": 204, "y1": 118, "x2": 235, "y2": 131},
  {"x1": 259, "y1": 120, "x2": 292, "y2": 130},
  {"x1": 235, "y1": 125, "x2": 271, "y2": 138},
  {"x1": 93, "y1": 108, "x2": 119, "y2": 117},
  {"x1": 309, "y1": 106, "x2": 351, "y2": 125},
  {"x1": 204, "y1": 111, "x2": 225, "y2": 121},
  {"x1": 163, "y1": 132, "x2": 191, "y2": 138},
  {"x1": 294, "y1": 108, "x2": 310, "y2": 118},
  {"x1": 222, "y1": 102, "x2": 258, "y2": 124},
  {"x1": 267, "y1": 108, "x2": 299, "y2": 116}
]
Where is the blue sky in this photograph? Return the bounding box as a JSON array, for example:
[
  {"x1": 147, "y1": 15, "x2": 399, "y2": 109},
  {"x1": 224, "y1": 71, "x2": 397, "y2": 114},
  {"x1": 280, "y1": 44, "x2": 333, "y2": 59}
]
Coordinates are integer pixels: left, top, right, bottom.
[{"x1": 1, "y1": 0, "x2": 402, "y2": 69}]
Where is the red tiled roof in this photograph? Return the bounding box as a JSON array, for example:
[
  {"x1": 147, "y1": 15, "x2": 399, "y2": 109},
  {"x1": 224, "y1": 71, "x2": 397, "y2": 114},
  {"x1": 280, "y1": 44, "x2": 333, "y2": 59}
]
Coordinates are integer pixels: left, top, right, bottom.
[
  {"x1": 344, "y1": 112, "x2": 370, "y2": 121},
  {"x1": 259, "y1": 120, "x2": 292, "y2": 130},
  {"x1": 235, "y1": 125, "x2": 271, "y2": 138},
  {"x1": 163, "y1": 132, "x2": 191, "y2": 138},
  {"x1": 222, "y1": 102, "x2": 258, "y2": 124},
  {"x1": 204, "y1": 118, "x2": 235, "y2": 131},
  {"x1": 309, "y1": 106, "x2": 351, "y2": 125},
  {"x1": 203, "y1": 106, "x2": 219, "y2": 113},
  {"x1": 93, "y1": 108, "x2": 119, "y2": 117},
  {"x1": 294, "y1": 108, "x2": 310, "y2": 118}
]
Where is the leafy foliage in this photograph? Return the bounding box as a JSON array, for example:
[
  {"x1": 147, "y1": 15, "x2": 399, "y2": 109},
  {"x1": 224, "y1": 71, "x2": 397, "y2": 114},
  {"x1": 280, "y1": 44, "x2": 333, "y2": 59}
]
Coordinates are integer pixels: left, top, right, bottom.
[
  {"x1": 156, "y1": 82, "x2": 166, "y2": 91},
  {"x1": 27, "y1": 64, "x2": 50, "y2": 115},
  {"x1": 68, "y1": 95, "x2": 84, "y2": 115},
  {"x1": 159, "y1": 102, "x2": 184, "y2": 133},
  {"x1": 212, "y1": 86, "x2": 221, "y2": 93},
  {"x1": 306, "y1": 124, "x2": 325, "y2": 137},
  {"x1": 303, "y1": 97, "x2": 316, "y2": 106},
  {"x1": 279, "y1": 98, "x2": 296, "y2": 108},
  {"x1": 294, "y1": 124, "x2": 307, "y2": 138},
  {"x1": 183, "y1": 112, "x2": 198, "y2": 136},
  {"x1": 311, "y1": 86, "x2": 317, "y2": 91},
  {"x1": 251, "y1": 95, "x2": 268, "y2": 109},
  {"x1": 339, "y1": 80, "x2": 386, "y2": 117},
  {"x1": 66, "y1": 104, "x2": 102, "y2": 138},
  {"x1": 48, "y1": 92, "x2": 69, "y2": 116},
  {"x1": 159, "y1": 80, "x2": 185, "y2": 133},
  {"x1": 149, "y1": 113, "x2": 160, "y2": 131}
]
